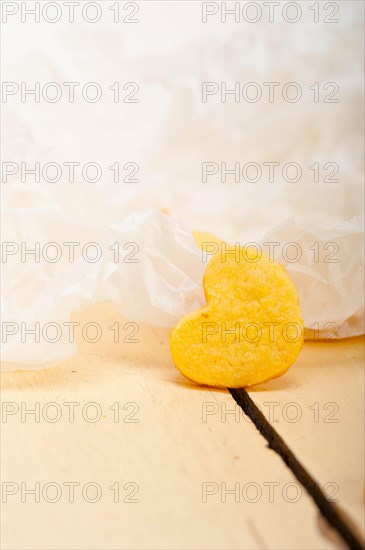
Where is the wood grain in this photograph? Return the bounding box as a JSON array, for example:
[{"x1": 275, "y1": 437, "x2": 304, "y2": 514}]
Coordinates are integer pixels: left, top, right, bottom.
[{"x1": 1, "y1": 302, "x2": 363, "y2": 549}]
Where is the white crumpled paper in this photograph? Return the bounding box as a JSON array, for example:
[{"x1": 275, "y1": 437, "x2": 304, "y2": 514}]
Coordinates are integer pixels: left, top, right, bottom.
[
  {"x1": 1, "y1": 209, "x2": 205, "y2": 369},
  {"x1": 1, "y1": 1, "x2": 364, "y2": 369},
  {"x1": 259, "y1": 214, "x2": 364, "y2": 339},
  {"x1": 1, "y1": 207, "x2": 364, "y2": 370}
]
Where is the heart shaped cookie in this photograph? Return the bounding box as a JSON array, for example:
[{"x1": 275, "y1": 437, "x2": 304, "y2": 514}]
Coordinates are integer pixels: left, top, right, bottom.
[{"x1": 170, "y1": 246, "x2": 303, "y2": 388}]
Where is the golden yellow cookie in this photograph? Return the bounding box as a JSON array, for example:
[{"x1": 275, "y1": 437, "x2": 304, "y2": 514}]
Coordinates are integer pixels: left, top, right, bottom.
[{"x1": 170, "y1": 246, "x2": 303, "y2": 388}]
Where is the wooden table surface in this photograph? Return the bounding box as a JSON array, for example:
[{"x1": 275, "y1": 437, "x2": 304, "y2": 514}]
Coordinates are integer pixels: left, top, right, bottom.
[{"x1": 1, "y1": 302, "x2": 364, "y2": 550}]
